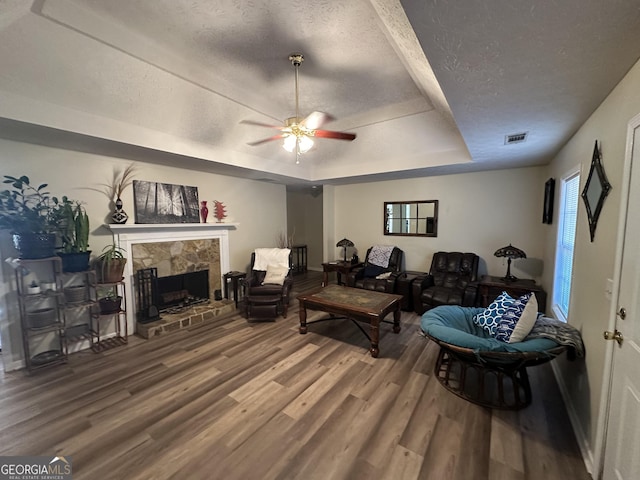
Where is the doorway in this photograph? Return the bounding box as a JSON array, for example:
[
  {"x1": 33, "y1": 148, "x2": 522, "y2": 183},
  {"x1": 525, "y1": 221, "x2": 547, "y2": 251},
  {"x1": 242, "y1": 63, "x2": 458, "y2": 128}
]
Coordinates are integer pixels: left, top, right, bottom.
[{"x1": 286, "y1": 185, "x2": 323, "y2": 271}]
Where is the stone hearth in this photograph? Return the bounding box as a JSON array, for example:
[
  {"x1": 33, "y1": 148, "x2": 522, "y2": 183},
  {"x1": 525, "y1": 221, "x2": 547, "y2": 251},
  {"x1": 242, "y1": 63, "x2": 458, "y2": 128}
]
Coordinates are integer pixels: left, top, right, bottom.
[{"x1": 136, "y1": 300, "x2": 235, "y2": 339}]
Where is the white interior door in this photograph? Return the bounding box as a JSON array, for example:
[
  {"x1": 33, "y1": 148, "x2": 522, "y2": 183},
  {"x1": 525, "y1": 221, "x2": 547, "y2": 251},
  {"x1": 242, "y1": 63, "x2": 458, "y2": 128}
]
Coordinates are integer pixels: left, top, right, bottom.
[{"x1": 602, "y1": 117, "x2": 640, "y2": 479}]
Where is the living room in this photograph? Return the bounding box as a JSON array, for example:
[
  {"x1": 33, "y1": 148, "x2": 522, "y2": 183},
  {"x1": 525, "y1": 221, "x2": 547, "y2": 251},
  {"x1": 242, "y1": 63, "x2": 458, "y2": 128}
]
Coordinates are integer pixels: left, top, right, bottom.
[{"x1": 1, "y1": 1, "x2": 640, "y2": 478}]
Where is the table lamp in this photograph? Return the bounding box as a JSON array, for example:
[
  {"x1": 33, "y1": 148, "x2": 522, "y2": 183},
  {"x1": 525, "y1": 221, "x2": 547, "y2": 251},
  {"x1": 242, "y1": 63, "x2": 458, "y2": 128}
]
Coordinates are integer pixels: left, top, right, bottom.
[
  {"x1": 494, "y1": 244, "x2": 526, "y2": 282},
  {"x1": 336, "y1": 238, "x2": 354, "y2": 262}
]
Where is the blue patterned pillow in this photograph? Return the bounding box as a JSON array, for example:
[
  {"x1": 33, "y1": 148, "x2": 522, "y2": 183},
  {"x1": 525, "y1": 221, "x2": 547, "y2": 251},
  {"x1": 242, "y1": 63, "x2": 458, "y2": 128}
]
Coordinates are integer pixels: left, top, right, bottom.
[
  {"x1": 472, "y1": 291, "x2": 514, "y2": 335},
  {"x1": 495, "y1": 293, "x2": 538, "y2": 343}
]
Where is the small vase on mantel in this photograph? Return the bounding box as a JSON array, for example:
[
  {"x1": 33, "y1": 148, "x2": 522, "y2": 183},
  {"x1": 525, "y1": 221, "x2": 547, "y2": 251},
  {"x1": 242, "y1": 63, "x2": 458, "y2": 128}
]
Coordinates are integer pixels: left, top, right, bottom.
[
  {"x1": 111, "y1": 197, "x2": 128, "y2": 224},
  {"x1": 200, "y1": 200, "x2": 209, "y2": 223}
]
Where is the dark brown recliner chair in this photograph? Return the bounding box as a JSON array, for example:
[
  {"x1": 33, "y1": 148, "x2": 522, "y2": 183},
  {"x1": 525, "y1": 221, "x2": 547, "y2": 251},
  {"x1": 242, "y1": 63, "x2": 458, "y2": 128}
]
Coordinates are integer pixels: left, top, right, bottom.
[
  {"x1": 412, "y1": 251, "x2": 479, "y2": 314},
  {"x1": 346, "y1": 246, "x2": 404, "y2": 293},
  {"x1": 243, "y1": 250, "x2": 293, "y2": 320}
]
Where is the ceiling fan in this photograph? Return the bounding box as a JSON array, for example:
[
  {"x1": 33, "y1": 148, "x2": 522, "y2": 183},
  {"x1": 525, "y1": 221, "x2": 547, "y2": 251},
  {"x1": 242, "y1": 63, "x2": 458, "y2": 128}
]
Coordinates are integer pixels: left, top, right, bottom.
[{"x1": 241, "y1": 53, "x2": 356, "y2": 163}]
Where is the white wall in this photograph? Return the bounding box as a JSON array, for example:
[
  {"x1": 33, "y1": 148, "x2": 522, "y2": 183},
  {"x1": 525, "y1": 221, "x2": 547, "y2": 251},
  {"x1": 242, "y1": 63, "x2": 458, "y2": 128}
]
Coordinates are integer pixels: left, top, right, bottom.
[
  {"x1": 329, "y1": 167, "x2": 547, "y2": 280},
  {"x1": 542, "y1": 57, "x2": 640, "y2": 469},
  {"x1": 0, "y1": 138, "x2": 287, "y2": 370}
]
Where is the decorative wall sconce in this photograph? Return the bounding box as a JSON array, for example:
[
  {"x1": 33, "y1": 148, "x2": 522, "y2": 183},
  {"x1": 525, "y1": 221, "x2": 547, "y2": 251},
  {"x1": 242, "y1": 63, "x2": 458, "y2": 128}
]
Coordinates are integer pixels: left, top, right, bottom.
[{"x1": 581, "y1": 141, "x2": 612, "y2": 242}]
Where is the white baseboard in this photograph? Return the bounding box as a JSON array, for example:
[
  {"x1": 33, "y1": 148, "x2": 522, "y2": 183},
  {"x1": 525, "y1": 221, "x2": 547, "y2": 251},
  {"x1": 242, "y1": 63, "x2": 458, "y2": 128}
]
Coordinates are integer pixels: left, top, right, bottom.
[
  {"x1": 3, "y1": 357, "x2": 25, "y2": 372},
  {"x1": 550, "y1": 360, "x2": 594, "y2": 476}
]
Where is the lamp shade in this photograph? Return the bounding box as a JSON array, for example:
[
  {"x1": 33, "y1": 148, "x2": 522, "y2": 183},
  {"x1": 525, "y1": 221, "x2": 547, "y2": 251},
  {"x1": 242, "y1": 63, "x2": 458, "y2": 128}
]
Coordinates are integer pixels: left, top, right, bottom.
[
  {"x1": 282, "y1": 134, "x2": 314, "y2": 153},
  {"x1": 494, "y1": 244, "x2": 526, "y2": 260},
  {"x1": 494, "y1": 244, "x2": 526, "y2": 282},
  {"x1": 336, "y1": 238, "x2": 355, "y2": 248},
  {"x1": 336, "y1": 238, "x2": 354, "y2": 262}
]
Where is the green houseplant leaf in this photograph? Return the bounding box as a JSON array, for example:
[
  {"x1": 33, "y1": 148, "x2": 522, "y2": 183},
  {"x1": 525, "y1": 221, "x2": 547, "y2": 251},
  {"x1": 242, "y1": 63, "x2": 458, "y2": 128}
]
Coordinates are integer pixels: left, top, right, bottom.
[
  {"x1": 50, "y1": 196, "x2": 90, "y2": 253},
  {"x1": 0, "y1": 175, "x2": 55, "y2": 234}
]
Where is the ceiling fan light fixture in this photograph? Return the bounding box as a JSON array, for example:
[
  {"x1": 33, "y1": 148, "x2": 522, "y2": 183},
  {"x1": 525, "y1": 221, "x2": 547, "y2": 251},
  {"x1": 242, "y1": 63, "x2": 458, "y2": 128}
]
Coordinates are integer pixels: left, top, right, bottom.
[
  {"x1": 282, "y1": 134, "x2": 297, "y2": 152},
  {"x1": 298, "y1": 135, "x2": 314, "y2": 153},
  {"x1": 282, "y1": 134, "x2": 314, "y2": 153}
]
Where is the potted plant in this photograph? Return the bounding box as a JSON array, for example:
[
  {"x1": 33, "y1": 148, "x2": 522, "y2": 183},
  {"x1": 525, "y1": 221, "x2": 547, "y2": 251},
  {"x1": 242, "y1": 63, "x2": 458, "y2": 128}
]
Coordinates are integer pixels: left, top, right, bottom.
[
  {"x1": 94, "y1": 243, "x2": 127, "y2": 283},
  {"x1": 50, "y1": 196, "x2": 91, "y2": 272},
  {"x1": 27, "y1": 280, "x2": 41, "y2": 295},
  {"x1": 97, "y1": 285, "x2": 122, "y2": 314},
  {"x1": 0, "y1": 175, "x2": 56, "y2": 259}
]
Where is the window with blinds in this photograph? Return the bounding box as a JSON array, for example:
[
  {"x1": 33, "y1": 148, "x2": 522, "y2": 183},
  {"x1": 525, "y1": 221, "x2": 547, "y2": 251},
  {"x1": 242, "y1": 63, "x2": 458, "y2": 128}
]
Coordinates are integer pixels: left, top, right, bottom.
[{"x1": 553, "y1": 170, "x2": 580, "y2": 321}]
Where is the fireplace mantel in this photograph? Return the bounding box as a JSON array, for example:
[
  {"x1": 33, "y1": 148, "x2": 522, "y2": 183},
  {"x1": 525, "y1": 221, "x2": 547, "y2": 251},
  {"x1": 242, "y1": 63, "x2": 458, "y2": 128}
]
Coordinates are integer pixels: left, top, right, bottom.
[
  {"x1": 108, "y1": 223, "x2": 239, "y2": 234},
  {"x1": 106, "y1": 223, "x2": 238, "y2": 335}
]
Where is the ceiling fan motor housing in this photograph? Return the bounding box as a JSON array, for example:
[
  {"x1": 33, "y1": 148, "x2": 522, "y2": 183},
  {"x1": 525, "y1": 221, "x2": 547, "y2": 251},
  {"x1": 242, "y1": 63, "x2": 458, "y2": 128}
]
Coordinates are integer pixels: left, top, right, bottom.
[{"x1": 289, "y1": 53, "x2": 304, "y2": 66}]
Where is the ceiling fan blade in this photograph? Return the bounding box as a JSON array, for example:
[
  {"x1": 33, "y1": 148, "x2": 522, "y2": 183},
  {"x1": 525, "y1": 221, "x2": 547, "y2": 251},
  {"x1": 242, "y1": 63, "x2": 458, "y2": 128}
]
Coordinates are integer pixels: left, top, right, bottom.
[
  {"x1": 247, "y1": 134, "x2": 287, "y2": 146},
  {"x1": 300, "y1": 111, "x2": 335, "y2": 130},
  {"x1": 240, "y1": 119, "x2": 284, "y2": 130},
  {"x1": 313, "y1": 129, "x2": 357, "y2": 141}
]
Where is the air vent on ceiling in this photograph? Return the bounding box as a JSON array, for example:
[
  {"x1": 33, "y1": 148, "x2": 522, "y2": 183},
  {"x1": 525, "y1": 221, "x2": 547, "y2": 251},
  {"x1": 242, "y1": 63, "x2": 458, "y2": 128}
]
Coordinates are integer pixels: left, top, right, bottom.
[{"x1": 505, "y1": 132, "x2": 528, "y2": 145}]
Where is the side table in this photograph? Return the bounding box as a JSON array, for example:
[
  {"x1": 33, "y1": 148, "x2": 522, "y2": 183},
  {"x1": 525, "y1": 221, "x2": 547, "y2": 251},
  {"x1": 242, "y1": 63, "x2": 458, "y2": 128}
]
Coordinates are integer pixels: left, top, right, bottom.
[
  {"x1": 291, "y1": 245, "x2": 307, "y2": 274},
  {"x1": 477, "y1": 275, "x2": 547, "y2": 313},
  {"x1": 223, "y1": 271, "x2": 246, "y2": 308},
  {"x1": 395, "y1": 271, "x2": 427, "y2": 311},
  {"x1": 322, "y1": 261, "x2": 362, "y2": 287}
]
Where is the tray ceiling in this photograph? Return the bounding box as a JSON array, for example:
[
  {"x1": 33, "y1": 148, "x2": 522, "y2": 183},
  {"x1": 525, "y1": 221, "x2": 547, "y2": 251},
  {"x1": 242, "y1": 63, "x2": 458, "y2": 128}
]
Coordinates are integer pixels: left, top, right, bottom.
[{"x1": 1, "y1": 0, "x2": 639, "y2": 185}]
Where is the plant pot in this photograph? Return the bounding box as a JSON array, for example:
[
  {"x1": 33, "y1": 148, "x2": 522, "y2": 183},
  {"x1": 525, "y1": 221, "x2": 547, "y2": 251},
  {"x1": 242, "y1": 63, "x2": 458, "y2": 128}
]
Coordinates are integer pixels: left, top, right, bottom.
[
  {"x1": 64, "y1": 285, "x2": 87, "y2": 304},
  {"x1": 12, "y1": 233, "x2": 56, "y2": 259},
  {"x1": 99, "y1": 296, "x2": 122, "y2": 314},
  {"x1": 95, "y1": 258, "x2": 127, "y2": 283},
  {"x1": 58, "y1": 251, "x2": 91, "y2": 273}
]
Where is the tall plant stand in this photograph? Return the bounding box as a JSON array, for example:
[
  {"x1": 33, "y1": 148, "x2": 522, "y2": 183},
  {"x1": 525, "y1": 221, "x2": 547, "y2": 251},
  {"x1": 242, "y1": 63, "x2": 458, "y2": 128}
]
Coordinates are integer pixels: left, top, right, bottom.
[{"x1": 15, "y1": 257, "x2": 67, "y2": 372}]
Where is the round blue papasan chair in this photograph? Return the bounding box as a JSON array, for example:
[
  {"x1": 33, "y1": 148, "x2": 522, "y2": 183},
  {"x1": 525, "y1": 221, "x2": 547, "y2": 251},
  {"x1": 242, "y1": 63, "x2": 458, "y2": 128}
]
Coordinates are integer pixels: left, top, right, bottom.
[{"x1": 421, "y1": 305, "x2": 568, "y2": 410}]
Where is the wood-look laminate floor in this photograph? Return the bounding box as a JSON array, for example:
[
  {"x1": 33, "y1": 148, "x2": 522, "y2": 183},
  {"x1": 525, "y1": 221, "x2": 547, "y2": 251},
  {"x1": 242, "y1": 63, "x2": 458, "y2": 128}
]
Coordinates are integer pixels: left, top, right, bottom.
[{"x1": 0, "y1": 271, "x2": 590, "y2": 480}]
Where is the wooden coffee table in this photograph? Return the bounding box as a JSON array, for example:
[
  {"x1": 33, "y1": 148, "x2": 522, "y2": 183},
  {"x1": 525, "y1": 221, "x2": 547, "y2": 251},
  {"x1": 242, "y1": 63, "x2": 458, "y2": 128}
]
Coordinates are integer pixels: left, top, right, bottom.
[{"x1": 297, "y1": 284, "x2": 403, "y2": 358}]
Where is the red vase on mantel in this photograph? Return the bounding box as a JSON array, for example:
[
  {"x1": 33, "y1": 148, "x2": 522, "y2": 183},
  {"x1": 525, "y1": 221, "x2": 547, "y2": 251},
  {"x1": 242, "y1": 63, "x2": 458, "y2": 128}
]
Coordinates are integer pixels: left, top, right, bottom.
[{"x1": 200, "y1": 201, "x2": 208, "y2": 223}]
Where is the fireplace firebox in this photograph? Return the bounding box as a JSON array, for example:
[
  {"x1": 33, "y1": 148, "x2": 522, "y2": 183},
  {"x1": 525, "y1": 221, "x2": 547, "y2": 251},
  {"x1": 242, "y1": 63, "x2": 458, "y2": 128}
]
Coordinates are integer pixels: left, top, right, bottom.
[
  {"x1": 136, "y1": 268, "x2": 210, "y2": 323},
  {"x1": 158, "y1": 270, "x2": 210, "y2": 309}
]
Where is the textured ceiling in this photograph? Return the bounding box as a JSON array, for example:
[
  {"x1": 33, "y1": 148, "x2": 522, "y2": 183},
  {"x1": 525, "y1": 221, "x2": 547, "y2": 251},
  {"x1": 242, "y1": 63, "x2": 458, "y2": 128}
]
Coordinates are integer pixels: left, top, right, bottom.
[{"x1": 0, "y1": 0, "x2": 639, "y2": 185}]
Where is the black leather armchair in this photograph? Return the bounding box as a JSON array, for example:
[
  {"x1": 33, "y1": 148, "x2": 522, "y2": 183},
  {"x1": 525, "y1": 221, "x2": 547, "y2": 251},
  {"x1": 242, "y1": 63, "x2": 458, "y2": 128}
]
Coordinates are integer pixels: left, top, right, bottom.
[
  {"x1": 346, "y1": 246, "x2": 404, "y2": 293},
  {"x1": 243, "y1": 251, "x2": 293, "y2": 320},
  {"x1": 412, "y1": 251, "x2": 479, "y2": 314}
]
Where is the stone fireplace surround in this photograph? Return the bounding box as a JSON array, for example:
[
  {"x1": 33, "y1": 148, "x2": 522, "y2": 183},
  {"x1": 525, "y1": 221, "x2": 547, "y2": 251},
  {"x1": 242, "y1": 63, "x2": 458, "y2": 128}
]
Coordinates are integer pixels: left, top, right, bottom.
[{"x1": 108, "y1": 223, "x2": 237, "y2": 336}]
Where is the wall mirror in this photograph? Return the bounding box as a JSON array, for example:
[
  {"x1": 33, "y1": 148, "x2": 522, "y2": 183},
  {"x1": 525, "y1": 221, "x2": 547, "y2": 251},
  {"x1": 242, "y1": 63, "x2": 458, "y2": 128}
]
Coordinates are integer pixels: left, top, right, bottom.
[
  {"x1": 384, "y1": 200, "x2": 438, "y2": 237},
  {"x1": 581, "y1": 140, "x2": 611, "y2": 242}
]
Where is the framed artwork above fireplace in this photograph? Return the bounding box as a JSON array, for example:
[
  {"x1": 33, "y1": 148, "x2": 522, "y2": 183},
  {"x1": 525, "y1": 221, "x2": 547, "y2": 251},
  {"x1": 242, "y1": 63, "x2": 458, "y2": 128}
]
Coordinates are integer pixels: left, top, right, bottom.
[{"x1": 133, "y1": 180, "x2": 200, "y2": 224}]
